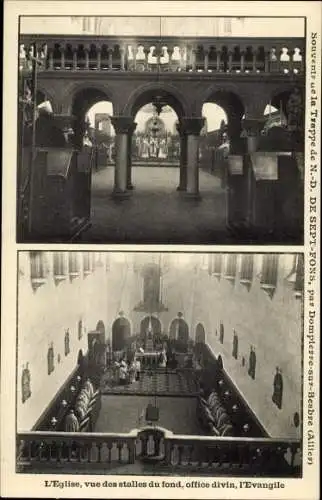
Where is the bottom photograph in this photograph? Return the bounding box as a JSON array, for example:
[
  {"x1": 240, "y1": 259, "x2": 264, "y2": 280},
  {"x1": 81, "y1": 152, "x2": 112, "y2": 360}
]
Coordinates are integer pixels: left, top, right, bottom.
[{"x1": 17, "y1": 251, "x2": 303, "y2": 477}]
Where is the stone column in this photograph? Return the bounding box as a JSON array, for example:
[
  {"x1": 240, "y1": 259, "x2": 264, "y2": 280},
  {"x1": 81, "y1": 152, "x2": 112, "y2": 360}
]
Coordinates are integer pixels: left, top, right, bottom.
[
  {"x1": 111, "y1": 116, "x2": 136, "y2": 198},
  {"x1": 126, "y1": 123, "x2": 137, "y2": 190},
  {"x1": 241, "y1": 117, "x2": 266, "y2": 224},
  {"x1": 176, "y1": 122, "x2": 187, "y2": 191},
  {"x1": 181, "y1": 117, "x2": 204, "y2": 199}
]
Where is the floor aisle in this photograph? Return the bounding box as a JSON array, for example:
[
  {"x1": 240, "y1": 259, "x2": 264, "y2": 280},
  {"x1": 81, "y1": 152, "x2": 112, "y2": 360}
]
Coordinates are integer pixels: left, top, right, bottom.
[{"x1": 79, "y1": 166, "x2": 232, "y2": 244}]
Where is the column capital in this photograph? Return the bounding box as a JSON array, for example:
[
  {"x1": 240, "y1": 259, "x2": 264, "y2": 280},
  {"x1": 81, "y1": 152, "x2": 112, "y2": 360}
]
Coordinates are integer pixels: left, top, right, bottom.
[
  {"x1": 179, "y1": 117, "x2": 204, "y2": 136},
  {"x1": 241, "y1": 118, "x2": 266, "y2": 138},
  {"x1": 111, "y1": 116, "x2": 137, "y2": 134}
]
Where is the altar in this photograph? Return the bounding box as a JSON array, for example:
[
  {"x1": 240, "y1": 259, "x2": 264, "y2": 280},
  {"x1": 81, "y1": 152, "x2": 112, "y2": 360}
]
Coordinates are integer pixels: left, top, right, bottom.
[
  {"x1": 132, "y1": 105, "x2": 180, "y2": 163},
  {"x1": 135, "y1": 351, "x2": 162, "y2": 369}
]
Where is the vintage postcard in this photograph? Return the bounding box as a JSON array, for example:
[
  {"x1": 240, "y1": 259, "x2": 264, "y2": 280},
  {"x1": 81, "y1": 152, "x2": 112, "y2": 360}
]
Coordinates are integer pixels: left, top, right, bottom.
[{"x1": 1, "y1": 1, "x2": 321, "y2": 499}]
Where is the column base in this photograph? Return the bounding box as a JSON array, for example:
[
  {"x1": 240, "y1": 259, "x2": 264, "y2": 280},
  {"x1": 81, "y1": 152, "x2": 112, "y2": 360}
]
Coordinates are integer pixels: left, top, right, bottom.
[
  {"x1": 127, "y1": 183, "x2": 135, "y2": 190},
  {"x1": 176, "y1": 185, "x2": 186, "y2": 192},
  {"x1": 181, "y1": 191, "x2": 201, "y2": 201},
  {"x1": 111, "y1": 189, "x2": 131, "y2": 200}
]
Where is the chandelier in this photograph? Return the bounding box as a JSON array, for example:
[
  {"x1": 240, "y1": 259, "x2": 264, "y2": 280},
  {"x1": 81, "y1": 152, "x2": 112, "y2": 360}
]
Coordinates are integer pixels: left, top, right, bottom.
[{"x1": 152, "y1": 94, "x2": 166, "y2": 116}]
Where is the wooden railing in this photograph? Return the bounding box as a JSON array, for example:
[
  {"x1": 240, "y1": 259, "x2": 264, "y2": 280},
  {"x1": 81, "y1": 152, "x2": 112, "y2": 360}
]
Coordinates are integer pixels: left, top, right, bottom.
[
  {"x1": 19, "y1": 35, "x2": 305, "y2": 75},
  {"x1": 17, "y1": 428, "x2": 301, "y2": 476}
]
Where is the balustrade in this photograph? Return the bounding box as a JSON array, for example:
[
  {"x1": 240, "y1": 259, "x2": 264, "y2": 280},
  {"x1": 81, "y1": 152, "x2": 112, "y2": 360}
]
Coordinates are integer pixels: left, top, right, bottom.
[
  {"x1": 164, "y1": 435, "x2": 300, "y2": 474},
  {"x1": 17, "y1": 431, "x2": 136, "y2": 470},
  {"x1": 17, "y1": 429, "x2": 301, "y2": 476},
  {"x1": 19, "y1": 36, "x2": 305, "y2": 75}
]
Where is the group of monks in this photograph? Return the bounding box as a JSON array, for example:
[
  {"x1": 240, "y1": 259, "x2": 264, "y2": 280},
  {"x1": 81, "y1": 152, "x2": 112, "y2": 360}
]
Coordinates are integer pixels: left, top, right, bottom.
[
  {"x1": 64, "y1": 378, "x2": 98, "y2": 432},
  {"x1": 198, "y1": 390, "x2": 234, "y2": 437}
]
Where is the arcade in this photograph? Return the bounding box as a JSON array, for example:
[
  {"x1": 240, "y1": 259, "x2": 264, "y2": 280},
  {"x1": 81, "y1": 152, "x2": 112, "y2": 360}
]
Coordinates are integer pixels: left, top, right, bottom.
[{"x1": 17, "y1": 31, "x2": 304, "y2": 243}]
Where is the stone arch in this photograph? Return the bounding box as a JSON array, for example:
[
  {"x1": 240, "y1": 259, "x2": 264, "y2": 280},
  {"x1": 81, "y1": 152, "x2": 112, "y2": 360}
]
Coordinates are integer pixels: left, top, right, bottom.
[
  {"x1": 169, "y1": 317, "x2": 189, "y2": 343},
  {"x1": 36, "y1": 87, "x2": 59, "y2": 113},
  {"x1": 95, "y1": 320, "x2": 106, "y2": 343},
  {"x1": 140, "y1": 316, "x2": 162, "y2": 337},
  {"x1": 66, "y1": 82, "x2": 115, "y2": 113},
  {"x1": 68, "y1": 84, "x2": 115, "y2": 148},
  {"x1": 199, "y1": 85, "x2": 245, "y2": 149},
  {"x1": 123, "y1": 82, "x2": 190, "y2": 118},
  {"x1": 268, "y1": 83, "x2": 304, "y2": 127},
  {"x1": 199, "y1": 84, "x2": 245, "y2": 115},
  {"x1": 195, "y1": 323, "x2": 206, "y2": 344},
  {"x1": 96, "y1": 320, "x2": 105, "y2": 335},
  {"x1": 112, "y1": 316, "x2": 131, "y2": 352}
]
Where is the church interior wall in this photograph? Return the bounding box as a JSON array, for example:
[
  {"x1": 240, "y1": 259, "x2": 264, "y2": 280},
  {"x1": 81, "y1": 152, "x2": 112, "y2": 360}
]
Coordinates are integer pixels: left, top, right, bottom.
[
  {"x1": 17, "y1": 252, "x2": 141, "y2": 431},
  {"x1": 194, "y1": 255, "x2": 302, "y2": 439}
]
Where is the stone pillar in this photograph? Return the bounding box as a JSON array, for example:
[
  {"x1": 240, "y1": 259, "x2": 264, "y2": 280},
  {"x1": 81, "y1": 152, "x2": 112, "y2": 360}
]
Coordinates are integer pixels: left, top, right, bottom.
[
  {"x1": 242, "y1": 117, "x2": 266, "y2": 153},
  {"x1": 126, "y1": 123, "x2": 137, "y2": 190},
  {"x1": 227, "y1": 113, "x2": 243, "y2": 154},
  {"x1": 181, "y1": 117, "x2": 204, "y2": 199},
  {"x1": 241, "y1": 117, "x2": 266, "y2": 224},
  {"x1": 111, "y1": 116, "x2": 136, "y2": 198},
  {"x1": 176, "y1": 122, "x2": 187, "y2": 191}
]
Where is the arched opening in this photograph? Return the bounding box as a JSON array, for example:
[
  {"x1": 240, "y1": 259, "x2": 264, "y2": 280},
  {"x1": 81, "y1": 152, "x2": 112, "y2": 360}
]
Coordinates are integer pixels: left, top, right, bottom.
[
  {"x1": 86, "y1": 100, "x2": 115, "y2": 169},
  {"x1": 71, "y1": 88, "x2": 114, "y2": 152},
  {"x1": 169, "y1": 316, "x2": 189, "y2": 351},
  {"x1": 140, "y1": 316, "x2": 162, "y2": 346},
  {"x1": 95, "y1": 320, "x2": 106, "y2": 343},
  {"x1": 96, "y1": 320, "x2": 106, "y2": 335},
  {"x1": 202, "y1": 90, "x2": 244, "y2": 137},
  {"x1": 195, "y1": 323, "x2": 206, "y2": 344},
  {"x1": 200, "y1": 102, "x2": 228, "y2": 180},
  {"x1": 126, "y1": 87, "x2": 186, "y2": 193},
  {"x1": 112, "y1": 316, "x2": 131, "y2": 352},
  {"x1": 70, "y1": 90, "x2": 115, "y2": 226},
  {"x1": 133, "y1": 104, "x2": 180, "y2": 174}
]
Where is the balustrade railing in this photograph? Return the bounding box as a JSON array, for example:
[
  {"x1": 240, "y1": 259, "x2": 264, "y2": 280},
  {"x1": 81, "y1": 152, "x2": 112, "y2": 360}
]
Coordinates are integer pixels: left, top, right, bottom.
[
  {"x1": 17, "y1": 430, "x2": 137, "y2": 471},
  {"x1": 163, "y1": 434, "x2": 301, "y2": 474},
  {"x1": 17, "y1": 429, "x2": 301, "y2": 476},
  {"x1": 20, "y1": 35, "x2": 305, "y2": 75}
]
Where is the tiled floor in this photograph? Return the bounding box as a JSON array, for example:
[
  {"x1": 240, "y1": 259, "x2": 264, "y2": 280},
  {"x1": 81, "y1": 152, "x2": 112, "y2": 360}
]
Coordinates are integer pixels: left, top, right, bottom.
[{"x1": 101, "y1": 369, "x2": 198, "y2": 395}]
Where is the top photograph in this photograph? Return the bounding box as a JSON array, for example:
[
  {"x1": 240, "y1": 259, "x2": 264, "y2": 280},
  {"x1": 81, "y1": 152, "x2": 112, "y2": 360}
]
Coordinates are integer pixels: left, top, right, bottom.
[{"x1": 17, "y1": 16, "x2": 305, "y2": 244}]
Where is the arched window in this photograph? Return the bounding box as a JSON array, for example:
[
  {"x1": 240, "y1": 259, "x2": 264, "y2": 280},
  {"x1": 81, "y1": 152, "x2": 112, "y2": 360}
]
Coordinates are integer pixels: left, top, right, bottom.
[
  {"x1": 213, "y1": 254, "x2": 223, "y2": 278},
  {"x1": 225, "y1": 254, "x2": 237, "y2": 280},
  {"x1": 69, "y1": 252, "x2": 80, "y2": 280},
  {"x1": 240, "y1": 254, "x2": 254, "y2": 282},
  {"x1": 53, "y1": 252, "x2": 67, "y2": 284},
  {"x1": 260, "y1": 254, "x2": 279, "y2": 298},
  {"x1": 83, "y1": 252, "x2": 93, "y2": 275},
  {"x1": 30, "y1": 251, "x2": 47, "y2": 290},
  {"x1": 195, "y1": 323, "x2": 206, "y2": 344}
]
